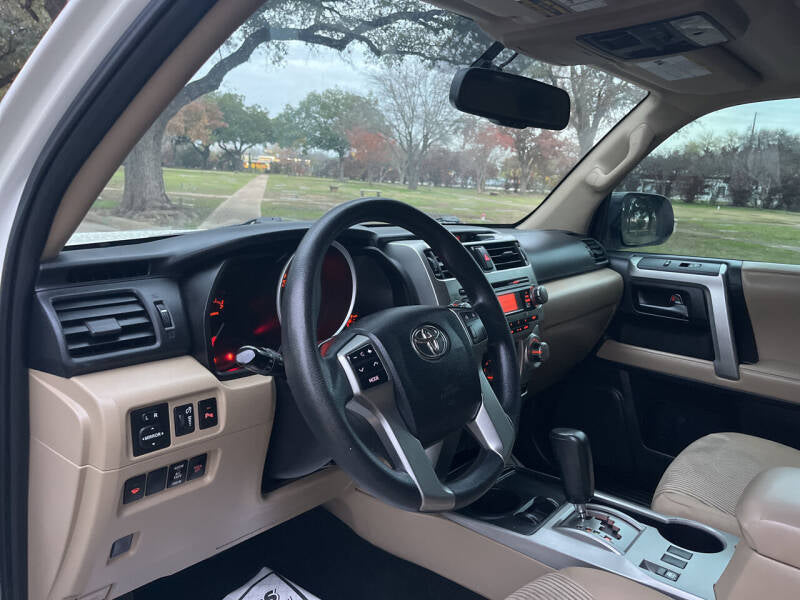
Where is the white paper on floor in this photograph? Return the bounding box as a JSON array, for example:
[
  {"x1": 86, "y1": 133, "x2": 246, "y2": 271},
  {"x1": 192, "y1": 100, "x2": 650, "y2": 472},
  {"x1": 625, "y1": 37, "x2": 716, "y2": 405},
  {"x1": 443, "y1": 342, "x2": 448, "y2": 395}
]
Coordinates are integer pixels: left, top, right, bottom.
[{"x1": 223, "y1": 567, "x2": 321, "y2": 600}]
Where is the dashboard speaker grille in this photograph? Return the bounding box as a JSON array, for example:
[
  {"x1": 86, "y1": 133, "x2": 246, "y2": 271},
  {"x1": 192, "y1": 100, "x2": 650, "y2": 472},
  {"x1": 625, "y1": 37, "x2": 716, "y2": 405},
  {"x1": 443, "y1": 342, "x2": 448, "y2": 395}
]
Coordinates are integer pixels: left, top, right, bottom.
[{"x1": 53, "y1": 292, "x2": 156, "y2": 358}]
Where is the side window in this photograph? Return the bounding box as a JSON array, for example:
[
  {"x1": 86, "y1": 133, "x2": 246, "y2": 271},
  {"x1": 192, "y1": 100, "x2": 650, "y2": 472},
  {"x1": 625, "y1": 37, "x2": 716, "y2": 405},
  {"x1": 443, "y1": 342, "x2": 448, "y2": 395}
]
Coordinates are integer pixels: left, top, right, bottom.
[{"x1": 617, "y1": 98, "x2": 800, "y2": 264}]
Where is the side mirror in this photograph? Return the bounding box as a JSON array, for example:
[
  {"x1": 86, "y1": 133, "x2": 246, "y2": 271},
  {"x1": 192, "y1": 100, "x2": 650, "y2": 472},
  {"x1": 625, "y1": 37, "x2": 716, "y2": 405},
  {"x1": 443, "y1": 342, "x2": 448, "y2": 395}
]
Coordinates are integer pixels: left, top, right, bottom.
[
  {"x1": 449, "y1": 67, "x2": 570, "y2": 130},
  {"x1": 598, "y1": 192, "x2": 675, "y2": 249}
]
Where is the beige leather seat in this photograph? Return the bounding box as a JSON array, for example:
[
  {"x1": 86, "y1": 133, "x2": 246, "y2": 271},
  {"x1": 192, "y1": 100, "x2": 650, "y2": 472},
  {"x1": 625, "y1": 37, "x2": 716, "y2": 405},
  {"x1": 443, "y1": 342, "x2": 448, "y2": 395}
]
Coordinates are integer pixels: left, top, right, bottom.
[
  {"x1": 652, "y1": 432, "x2": 800, "y2": 535},
  {"x1": 506, "y1": 567, "x2": 669, "y2": 599}
]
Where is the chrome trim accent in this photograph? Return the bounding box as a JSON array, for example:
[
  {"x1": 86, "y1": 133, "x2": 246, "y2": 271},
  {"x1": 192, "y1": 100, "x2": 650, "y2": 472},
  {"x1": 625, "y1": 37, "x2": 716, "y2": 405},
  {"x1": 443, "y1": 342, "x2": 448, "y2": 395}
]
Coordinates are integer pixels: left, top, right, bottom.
[
  {"x1": 628, "y1": 256, "x2": 739, "y2": 380},
  {"x1": 466, "y1": 371, "x2": 514, "y2": 462},
  {"x1": 445, "y1": 488, "x2": 739, "y2": 600},
  {"x1": 276, "y1": 240, "x2": 357, "y2": 339},
  {"x1": 410, "y1": 324, "x2": 450, "y2": 360},
  {"x1": 337, "y1": 335, "x2": 455, "y2": 512}
]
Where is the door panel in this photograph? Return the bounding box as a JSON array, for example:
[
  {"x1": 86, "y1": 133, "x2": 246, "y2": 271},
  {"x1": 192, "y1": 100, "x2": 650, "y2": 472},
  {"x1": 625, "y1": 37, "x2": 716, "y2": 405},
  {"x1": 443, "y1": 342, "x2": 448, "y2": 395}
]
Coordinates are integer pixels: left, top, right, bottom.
[{"x1": 517, "y1": 252, "x2": 800, "y2": 505}]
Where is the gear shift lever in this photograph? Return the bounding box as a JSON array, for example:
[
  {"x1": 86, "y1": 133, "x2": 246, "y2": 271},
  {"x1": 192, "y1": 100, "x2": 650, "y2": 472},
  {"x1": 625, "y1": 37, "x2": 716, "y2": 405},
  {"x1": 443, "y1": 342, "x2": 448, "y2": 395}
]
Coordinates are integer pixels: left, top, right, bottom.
[{"x1": 550, "y1": 428, "x2": 595, "y2": 520}]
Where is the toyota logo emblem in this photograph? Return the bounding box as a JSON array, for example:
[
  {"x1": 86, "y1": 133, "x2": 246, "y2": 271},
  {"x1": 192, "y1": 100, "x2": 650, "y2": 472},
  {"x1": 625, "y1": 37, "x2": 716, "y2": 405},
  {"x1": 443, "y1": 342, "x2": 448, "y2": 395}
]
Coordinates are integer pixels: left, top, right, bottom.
[{"x1": 411, "y1": 325, "x2": 450, "y2": 360}]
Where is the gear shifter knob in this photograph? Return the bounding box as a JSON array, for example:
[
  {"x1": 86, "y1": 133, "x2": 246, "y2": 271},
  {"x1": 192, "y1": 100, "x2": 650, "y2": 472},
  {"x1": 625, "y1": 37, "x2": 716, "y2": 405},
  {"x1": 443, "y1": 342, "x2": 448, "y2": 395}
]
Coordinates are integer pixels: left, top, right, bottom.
[{"x1": 550, "y1": 428, "x2": 594, "y2": 519}]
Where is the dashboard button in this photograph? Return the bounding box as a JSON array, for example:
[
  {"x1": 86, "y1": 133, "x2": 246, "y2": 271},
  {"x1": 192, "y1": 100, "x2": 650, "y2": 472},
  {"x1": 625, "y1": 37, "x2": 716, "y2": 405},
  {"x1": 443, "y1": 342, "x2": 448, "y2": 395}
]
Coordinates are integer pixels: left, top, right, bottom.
[
  {"x1": 198, "y1": 398, "x2": 218, "y2": 429},
  {"x1": 167, "y1": 460, "x2": 188, "y2": 488},
  {"x1": 138, "y1": 425, "x2": 167, "y2": 450},
  {"x1": 123, "y1": 474, "x2": 146, "y2": 504},
  {"x1": 174, "y1": 403, "x2": 195, "y2": 436},
  {"x1": 130, "y1": 403, "x2": 170, "y2": 456},
  {"x1": 661, "y1": 554, "x2": 687, "y2": 569},
  {"x1": 145, "y1": 467, "x2": 167, "y2": 496},
  {"x1": 187, "y1": 454, "x2": 207, "y2": 480}
]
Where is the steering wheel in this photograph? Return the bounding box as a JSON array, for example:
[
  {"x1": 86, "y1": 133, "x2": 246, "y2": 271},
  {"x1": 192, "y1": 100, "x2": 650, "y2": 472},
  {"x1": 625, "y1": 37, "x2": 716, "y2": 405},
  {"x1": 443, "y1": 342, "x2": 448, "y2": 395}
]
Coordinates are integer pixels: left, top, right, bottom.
[{"x1": 281, "y1": 199, "x2": 520, "y2": 512}]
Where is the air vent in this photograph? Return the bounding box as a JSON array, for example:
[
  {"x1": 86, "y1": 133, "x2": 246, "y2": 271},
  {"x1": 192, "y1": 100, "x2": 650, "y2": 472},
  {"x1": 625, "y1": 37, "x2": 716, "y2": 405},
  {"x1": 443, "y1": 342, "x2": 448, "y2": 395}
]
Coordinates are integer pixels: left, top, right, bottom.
[
  {"x1": 485, "y1": 242, "x2": 527, "y2": 270},
  {"x1": 582, "y1": 238, "x2": 609, "y2": 265},
  {"x1": 423, "y1": 249, "x2": 453, "y2": 280},
  {"x1": 53, "y1": 292, "x2": 156, "y2": 358},
  {"x1": 67, "y1": 261, "x2": 150, "y2": 283}
]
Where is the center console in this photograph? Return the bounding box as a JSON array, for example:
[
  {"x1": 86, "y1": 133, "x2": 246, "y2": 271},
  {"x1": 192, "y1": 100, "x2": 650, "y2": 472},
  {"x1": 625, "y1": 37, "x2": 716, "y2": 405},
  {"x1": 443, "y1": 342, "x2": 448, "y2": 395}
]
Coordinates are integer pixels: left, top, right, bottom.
[{"x1": 449, "y1": 429, "x2": 738, "y2": 600}]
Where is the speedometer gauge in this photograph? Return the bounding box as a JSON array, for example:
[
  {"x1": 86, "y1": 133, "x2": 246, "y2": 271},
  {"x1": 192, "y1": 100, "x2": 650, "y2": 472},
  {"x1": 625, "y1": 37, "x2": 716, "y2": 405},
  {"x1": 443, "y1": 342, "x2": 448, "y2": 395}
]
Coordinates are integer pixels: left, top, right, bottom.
[{"x1": 276, "y1": 241, "x2": 357, "y2": 342}]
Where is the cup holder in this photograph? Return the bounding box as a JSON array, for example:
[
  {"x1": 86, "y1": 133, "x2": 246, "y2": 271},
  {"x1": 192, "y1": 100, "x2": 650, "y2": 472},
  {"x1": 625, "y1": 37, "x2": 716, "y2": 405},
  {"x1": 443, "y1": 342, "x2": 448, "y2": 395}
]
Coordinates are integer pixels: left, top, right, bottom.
[
  {"x1": 655, "y1": 522, "x2": 726, "y2": 554},
  {"x1": 467, "y1": 488, "x2": 527, "y2": 518}
]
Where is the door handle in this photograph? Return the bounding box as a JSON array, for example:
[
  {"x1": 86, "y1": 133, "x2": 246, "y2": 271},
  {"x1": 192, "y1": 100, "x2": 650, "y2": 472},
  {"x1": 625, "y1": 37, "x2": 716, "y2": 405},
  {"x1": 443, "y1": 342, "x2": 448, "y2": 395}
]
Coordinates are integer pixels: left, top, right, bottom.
[{"x1": 637, "y1": 301, "x2": 689, "y2": 320}]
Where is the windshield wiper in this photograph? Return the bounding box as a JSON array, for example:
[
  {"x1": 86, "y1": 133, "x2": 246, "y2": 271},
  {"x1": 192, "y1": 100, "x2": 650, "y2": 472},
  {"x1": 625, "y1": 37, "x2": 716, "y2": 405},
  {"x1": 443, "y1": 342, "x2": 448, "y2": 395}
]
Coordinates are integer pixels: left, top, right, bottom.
[
  {"x1": 240, "y1": 216, "x2": 286, "y2": 225},
  {"x1": 434, "y1": 215, "x2": 462, "y2": 225}
]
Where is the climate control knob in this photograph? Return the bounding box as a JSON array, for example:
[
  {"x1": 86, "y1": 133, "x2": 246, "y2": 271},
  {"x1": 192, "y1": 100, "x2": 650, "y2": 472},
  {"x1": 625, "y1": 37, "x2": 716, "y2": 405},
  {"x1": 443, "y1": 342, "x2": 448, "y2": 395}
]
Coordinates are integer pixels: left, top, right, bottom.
[
  {"x1": 533, "y1": 285, "x2": 549, "y2": 305},
  {"x1": 527, "y1": 335, "x2": 550, "y2": 366}
]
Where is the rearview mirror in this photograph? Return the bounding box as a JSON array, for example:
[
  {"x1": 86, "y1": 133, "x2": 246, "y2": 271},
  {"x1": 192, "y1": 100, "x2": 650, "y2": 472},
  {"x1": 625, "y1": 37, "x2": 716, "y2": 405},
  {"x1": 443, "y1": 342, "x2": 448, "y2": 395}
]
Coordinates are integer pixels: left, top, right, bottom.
[
  {"x1": 449, "y1": 67, "x2": 570, "y2": 130},
  {"x1": 597, "y1": 192, "x2": 675, "y2": 248}
]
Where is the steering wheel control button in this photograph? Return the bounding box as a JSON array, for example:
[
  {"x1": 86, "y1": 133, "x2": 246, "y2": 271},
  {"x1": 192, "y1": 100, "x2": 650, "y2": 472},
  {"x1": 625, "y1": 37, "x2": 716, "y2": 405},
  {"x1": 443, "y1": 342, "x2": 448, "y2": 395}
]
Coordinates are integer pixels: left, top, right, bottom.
[
  {"x1": 347, "y1": 344, "x2": 388, "y2": 389},
  {"x1": 167, "y1": 460, "x2": 188, "y2": 488},
  {"x1": 130, "y1": 403, "x2": 170, "y2": 456},
  {"x1": 411, "y1": 325, "x2": 450, "y2": 360},
  {"x1": 198, "y1": 398, "x2": 218, "y2": 429},
  {"x1": 188, "y1": 454, "x2": 208, "y2": 480},
  {"x1": 122, "y1": 474, "x2": 147, "y2": 504},
  {"x1": 173, "y1": 403, "x2": 195, "y2": 436},
  {"x1": 145, "y1": 467, "x2": 168, "y2": 496},
  {"x1": 346, "y1": 345, "x2": 375, "y2": 364}
]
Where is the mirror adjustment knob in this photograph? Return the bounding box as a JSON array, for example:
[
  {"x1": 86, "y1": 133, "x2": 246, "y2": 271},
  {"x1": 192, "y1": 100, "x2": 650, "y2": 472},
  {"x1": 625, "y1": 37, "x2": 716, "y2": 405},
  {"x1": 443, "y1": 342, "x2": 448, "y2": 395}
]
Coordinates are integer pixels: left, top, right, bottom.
[
  {"x1": 236, "y1": 345, "x2": 284, "y2": 377},
  {"x1": 533, "y1": 285, "x2": 549, "y2": 305}
]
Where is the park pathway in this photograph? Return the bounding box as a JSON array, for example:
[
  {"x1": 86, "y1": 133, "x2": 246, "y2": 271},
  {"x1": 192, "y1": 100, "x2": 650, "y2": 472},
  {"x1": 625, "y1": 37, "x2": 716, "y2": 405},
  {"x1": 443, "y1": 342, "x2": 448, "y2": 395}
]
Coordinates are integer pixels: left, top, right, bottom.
[{"x1": 200, "y1": 174, "x2": 268, "y2": 228}]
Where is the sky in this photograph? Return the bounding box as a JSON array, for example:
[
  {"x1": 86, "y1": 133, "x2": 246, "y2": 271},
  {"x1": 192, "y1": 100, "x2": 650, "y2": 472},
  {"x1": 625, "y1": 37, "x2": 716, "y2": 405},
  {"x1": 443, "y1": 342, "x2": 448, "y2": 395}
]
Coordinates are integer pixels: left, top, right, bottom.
[{"x1": 198, "y1": 45, "x2": 390, "y2": 115}]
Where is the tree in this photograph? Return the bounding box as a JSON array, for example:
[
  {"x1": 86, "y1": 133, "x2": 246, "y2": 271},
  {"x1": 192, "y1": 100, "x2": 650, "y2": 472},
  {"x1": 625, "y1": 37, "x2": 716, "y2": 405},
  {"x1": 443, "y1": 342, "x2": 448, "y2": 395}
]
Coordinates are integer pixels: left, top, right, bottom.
[
  {"x1": 212, "y1": 93, "x2": 272, "y2": 170},
  {"x1": 526, "y1": 63, "x2": 641, "y2": 156},
  {"x1": 373, "y1": 60, "x2": 456, "y2": 190},
  {"x1": 0, "y1": 0, "x2": 67, "y2": 97},
  {"x1": 347, "y1": 127, "x2": 394, "y2": 182},
  {"x1": 460, "y1": 117, "x2": 512, "y2": 192},
  {"x1": 282, "y1": 90, "x2": 382, "y2": 180},
  {"x1": 166, "y1": 97, "x2": 226, "y2": 169},
  {"x1": 508, "y1": 129, "x2": 573, "y2": 193},
  {"x1": 119, "y1": 1, "x2": 489, "y2": 214}
]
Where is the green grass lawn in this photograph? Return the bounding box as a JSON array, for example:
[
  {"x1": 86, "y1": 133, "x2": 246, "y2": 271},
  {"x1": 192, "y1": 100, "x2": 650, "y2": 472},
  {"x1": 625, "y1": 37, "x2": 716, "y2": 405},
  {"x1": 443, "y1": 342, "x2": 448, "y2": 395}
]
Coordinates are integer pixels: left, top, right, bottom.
[
  {"x1": 91, "y1": 169, "x2": 800, "y2": 265},
  {"x1": 260, "y1": 174, "x2": 545, "y2": 223},
  {"x1": 627, "y1": 203, "x2": 800, "y2": 264},
  {"x1": 93, "y1": 167, "x2": 257, "y2": 228},
  {"x1": 107, "y1": 167, "x2": 256, "y2": 196}
]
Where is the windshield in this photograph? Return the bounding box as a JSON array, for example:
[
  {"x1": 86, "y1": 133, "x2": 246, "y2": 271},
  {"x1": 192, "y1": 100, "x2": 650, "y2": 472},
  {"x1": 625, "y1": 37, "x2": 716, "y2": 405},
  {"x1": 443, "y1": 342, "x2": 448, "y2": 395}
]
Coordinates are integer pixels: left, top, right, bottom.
[{"x1": 51, "y1": 3, "x2": 643, "y2": 245}]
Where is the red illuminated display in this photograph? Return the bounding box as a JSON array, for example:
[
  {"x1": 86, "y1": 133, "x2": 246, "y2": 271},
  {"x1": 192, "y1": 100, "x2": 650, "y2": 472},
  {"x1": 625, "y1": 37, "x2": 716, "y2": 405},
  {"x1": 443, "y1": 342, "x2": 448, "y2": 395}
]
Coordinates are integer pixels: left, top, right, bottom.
[{"x1": 497, "y1": 292, "x2": 520, "y2": 314}]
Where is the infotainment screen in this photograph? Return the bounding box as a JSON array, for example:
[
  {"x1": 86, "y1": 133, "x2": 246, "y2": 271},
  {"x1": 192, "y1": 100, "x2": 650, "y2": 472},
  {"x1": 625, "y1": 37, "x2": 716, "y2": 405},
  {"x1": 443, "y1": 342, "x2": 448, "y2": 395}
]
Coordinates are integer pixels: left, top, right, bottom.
[{"x1": 497, "y1": 292, "x2": 520, "y2": 314}]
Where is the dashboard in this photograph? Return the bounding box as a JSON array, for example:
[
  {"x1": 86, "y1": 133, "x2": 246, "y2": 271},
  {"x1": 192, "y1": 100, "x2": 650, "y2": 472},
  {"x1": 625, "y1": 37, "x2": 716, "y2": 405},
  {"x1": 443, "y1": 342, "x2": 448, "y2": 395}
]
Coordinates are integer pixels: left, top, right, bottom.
[{"x1": 27, "y1": 220, "x2": 622, "y2": 600}]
